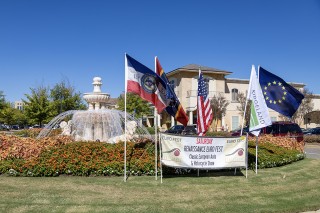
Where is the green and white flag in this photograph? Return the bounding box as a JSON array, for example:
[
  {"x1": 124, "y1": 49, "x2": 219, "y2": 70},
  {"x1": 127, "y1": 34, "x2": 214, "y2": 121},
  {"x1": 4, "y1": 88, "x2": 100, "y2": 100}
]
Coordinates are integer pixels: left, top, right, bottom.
[{"x1": 247, "y1": 65, "x2": 272, "y2": 136}]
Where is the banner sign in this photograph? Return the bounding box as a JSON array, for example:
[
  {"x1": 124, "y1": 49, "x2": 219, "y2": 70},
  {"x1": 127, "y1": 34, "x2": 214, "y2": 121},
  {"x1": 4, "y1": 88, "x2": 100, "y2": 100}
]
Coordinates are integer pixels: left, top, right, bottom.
[{"x1": 160, "y1": 133, "x2": 247, "y2": 169}]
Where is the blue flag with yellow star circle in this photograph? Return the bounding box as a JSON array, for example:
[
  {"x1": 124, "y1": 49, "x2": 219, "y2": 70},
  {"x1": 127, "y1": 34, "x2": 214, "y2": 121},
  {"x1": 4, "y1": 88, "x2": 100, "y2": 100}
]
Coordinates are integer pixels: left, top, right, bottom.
[{"x1": 258, "y1": 66, "x2": 304, "y2": 118}]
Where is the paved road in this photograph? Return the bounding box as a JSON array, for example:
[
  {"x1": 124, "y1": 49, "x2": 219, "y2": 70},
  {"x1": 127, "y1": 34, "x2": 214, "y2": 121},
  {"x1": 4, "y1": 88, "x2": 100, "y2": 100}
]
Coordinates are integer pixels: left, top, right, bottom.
[{"x1": 305, "y1": 143, "x2": 320, "y2": 159}]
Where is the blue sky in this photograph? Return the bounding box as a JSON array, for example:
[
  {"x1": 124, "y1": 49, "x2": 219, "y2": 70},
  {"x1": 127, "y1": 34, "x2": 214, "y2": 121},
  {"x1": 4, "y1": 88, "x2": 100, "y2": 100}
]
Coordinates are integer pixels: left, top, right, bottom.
[{"x1": 0, "y1": 0, "x2": 319, "y2": 103}]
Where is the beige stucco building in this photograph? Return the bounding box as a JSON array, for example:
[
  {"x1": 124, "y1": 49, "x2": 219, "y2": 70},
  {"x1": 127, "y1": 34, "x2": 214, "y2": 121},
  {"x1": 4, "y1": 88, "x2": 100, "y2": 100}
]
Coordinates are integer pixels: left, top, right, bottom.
[
  {"x1": 153, "y1": 64, "x2": 320, "y2": 131},
  {"x1": 14, "y1": 100, "x2": 24, "y2": 111}
]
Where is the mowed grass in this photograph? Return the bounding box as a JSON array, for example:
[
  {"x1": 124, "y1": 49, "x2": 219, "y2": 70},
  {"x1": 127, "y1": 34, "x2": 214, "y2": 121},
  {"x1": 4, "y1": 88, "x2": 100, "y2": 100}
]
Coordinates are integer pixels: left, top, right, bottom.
[{"x1": 0, "y1": 159, "x2": 320, "y2": 213}]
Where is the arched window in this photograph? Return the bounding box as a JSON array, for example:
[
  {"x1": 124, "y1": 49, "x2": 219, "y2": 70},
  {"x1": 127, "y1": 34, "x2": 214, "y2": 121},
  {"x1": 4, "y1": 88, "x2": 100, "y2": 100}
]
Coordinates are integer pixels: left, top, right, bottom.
[{"x1": 231, "y1": 88, "x2": 238, "y2": 102}]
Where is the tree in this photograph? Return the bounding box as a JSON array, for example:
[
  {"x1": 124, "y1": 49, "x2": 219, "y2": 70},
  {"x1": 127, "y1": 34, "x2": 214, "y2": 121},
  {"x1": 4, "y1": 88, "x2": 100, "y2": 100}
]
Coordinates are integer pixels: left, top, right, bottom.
[
  {"x1": 0, "y1": 91, "x2": 29, "y2": 126},
  {"x1": 236, "y1": 92, "x2": 251, "y2": 126},
  {"x1": 0, "y1": 91, "x2": 8, "y2": 123},
  {"x1": 0, "y1": 91, "x2": 5, "y2": 110},
  {"x1": 117, "y1": 93, "x2": 152, "y2": 118},
  {"x1": 23, "y1": 86, "x2": 51, "y2": 126},
  {"x1": 50, "y1": 79, "x2": 86, "y2": 117},
  {"x1": 289, "y1": 88, "x2": 314, "y2": 126},
  {"x1": 278, "y1": 88, "x2": 314, "y2": 126},
  {"x1": 210, "y1": 94, "x2": 229, "y2": 131},
  {"x1": 0, "y1": 104, "x2": 28, "y2": 126},
  {"x1": 0, "y1": 102, "x2": 13, "y2": 124},
  {"x1": 12, "y1": 108, "x2": 28, "y2": 127}
]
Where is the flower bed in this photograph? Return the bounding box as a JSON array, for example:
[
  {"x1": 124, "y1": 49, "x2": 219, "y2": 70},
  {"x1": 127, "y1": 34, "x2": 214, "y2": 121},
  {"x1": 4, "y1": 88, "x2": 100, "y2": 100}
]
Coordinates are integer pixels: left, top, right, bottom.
[
  {"x1": 249, "y1": 134, "x2": 305, "y2": 152},
  {"x1": 247, "y1": 140, "x2": 304, "y2": 169},
  {"x1": 0, "y1": 134, "x2": 73, "y2": 160},
  {"x1": 0, "y1": 134, "x2": 305, "y2": 176}
]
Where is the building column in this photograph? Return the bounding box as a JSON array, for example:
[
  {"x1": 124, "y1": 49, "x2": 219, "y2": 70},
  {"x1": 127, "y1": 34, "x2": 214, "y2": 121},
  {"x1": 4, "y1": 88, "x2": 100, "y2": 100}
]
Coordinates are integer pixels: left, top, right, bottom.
[
  {"x1": 221, "y1": 116, "x2": 226, "y2": 131},
  {"x1": 157, "y1": 114, "x2": 161, "y2": 128},
  {"x1": 189, "y1": 111, "x2": 193, "y2": 125}
]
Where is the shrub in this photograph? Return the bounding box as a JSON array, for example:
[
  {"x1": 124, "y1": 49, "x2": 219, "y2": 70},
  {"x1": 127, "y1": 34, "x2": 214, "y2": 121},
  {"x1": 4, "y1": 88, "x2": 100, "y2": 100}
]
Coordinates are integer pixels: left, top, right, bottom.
[
  {"x1": 247, "y1": 140, "x2": 305, "y2": 169},
  {"x1": 145, "y1": 127, "x2": 156, "y2": 135},
  {"x1": 0, "y1": 140, "x2": 156, "y2": 177},
  {"x1": 13, "y1": 128, "x2": 62, "y2": 138},
  {"x1": 0, "y1": 134, "x2": 73, "y2": 160},
  {"x1": 0, "y1": 135, "x2": 305, "y2": 176},
  {"x1": 205, "y1": 131, "x2": 232, "y2": 137},
  {"x1": 12, "y1": 129, "x2": 42, "y2": 138},
  {"x1": 304, "y1": 135, "x2": 320, "y2": 143}
]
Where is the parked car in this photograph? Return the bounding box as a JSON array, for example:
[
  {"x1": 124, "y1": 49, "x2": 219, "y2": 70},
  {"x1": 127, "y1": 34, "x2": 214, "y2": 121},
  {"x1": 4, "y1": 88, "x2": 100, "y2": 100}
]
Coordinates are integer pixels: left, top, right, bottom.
[
  {"x1": 230, "y1": 126, "x2": 250, "y2": 136},
  {"x1": 30, "y1": 124, "x2": 41, "y2": 129},
  {"x1": 261, "y1": 121, "x2": 303, "y2": 142},
  {"x1": 231, "y1": 121, "x2": 303, "y2": 142},
  {"x1": 305, "y1": 127, "x2": 320, "y2": 135},
  {"x1": 181, "y1": 125, "x2": 197, "y2": 135},
  {"x1": 165, "y1": 125, "x2": 185, "y2": 134},
  {"x1": 302, "y1": 128, "x2": 312, "y2": 135},
  {"x1": 0, "y1": 124, "x2": 10, "y2": 131},
  {"x1": 11, "y1": 125, "x2": 20, "y2": 130}
]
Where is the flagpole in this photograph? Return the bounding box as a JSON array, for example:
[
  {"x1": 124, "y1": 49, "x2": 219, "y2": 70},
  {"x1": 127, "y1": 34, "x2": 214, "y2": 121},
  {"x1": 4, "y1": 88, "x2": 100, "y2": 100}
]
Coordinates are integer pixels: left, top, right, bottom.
[
  {"x1": 240, "y1": 66, "x2": 252, "y2": 136},
  {"x1": 124, "y1": 53, "x2": 128, "y2": 182},
  {"x1": 255, "y1": 136, "x2": 258, "y2": 174},
  {"x1": 154, "y1": 56, "x2": 158, "y2": 180},
  {"x1": 159, "y1": 131, "x2": 163, "y2": 184},
  {"x1": 240, "y1": 100, "x2": 249, "y2": 136},
  {"x1": 246, "y1": 133, "x2": 248, "y2": 179},
  {"x1": 256, "y1": 65, "x2": 260, "y2": 175}
]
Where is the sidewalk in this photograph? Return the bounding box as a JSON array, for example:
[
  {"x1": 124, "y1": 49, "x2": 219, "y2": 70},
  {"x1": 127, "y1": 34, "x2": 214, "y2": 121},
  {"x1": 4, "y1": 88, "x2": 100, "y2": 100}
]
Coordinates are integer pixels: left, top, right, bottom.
[
  {"x1": 301, "y1": 210, "x2": 320, "y2": 213},
  {"x1": 305, "y1": 143, "x2": 320, "y2": 159}
]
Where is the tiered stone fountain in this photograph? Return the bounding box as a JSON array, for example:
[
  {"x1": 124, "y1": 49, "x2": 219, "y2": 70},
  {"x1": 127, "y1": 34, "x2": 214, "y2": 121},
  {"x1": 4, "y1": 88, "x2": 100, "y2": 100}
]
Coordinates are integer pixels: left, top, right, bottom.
[{"x1": 37, "y1": 77, "x2": 150, "y2": 143}]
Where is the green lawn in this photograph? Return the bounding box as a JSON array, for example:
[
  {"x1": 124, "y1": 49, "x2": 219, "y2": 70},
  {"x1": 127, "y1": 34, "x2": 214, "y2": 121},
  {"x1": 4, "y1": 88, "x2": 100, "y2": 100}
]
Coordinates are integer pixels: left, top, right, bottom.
[{"x1": 0, "y1": 159, "x2": 319, "y2": 213}]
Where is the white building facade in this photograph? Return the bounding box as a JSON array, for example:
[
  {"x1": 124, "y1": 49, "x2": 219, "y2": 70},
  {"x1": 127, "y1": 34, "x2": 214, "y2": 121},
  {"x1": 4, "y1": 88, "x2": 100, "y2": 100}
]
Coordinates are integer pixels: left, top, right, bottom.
[{"x1": 154, "y1": 64, "x2": 320, "y2": 131}]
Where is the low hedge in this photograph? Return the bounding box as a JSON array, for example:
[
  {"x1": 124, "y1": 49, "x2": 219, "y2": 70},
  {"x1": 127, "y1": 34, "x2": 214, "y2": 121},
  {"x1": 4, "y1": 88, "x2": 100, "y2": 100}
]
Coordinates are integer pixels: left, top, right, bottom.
[
  {"x1": 13, "y1": 128, "x2": 62, "y2": 138},
  {"x1": 12, "y1": 129, "x2": 42, "y2": 138},
  {"x1": 205, "y1": 131, "x2": 231, "y2": 137},
  {"x1": 247, "y1": 140, "x2": 304, "y2": 169},
  {"x1": 304, "y1": 135, "x2": 320, "y2": 143},
  {"x1": 0, "y1": 137, "x2": 305, "y2": 177}
]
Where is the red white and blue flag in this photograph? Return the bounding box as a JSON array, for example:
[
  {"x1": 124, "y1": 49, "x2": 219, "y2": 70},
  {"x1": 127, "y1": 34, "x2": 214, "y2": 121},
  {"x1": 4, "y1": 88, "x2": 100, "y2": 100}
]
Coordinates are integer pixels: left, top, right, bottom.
[
  {"x1": 125, "y1": 54, "x2": 167, "y2": 113},
  {"x1": 197, "y1": 69, "x2": 213, "y2": 136}
]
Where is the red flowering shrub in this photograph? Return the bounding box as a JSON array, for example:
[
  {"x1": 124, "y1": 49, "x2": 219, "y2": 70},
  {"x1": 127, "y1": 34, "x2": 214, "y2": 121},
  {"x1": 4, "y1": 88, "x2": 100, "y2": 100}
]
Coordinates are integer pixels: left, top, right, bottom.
[{"x1": 0, "y1": 134, "x2": 73, "y2": 160}]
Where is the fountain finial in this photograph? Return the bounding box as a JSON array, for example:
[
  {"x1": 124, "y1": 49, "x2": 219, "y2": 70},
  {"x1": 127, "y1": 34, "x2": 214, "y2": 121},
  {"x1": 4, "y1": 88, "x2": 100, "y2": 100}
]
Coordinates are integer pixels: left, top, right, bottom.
[
  {"x1": 93, "y1": 77, "x2": 102, "y2": 93},
  {"x1": 83, "y1": 77, "x2": 110, "y2": 110}
]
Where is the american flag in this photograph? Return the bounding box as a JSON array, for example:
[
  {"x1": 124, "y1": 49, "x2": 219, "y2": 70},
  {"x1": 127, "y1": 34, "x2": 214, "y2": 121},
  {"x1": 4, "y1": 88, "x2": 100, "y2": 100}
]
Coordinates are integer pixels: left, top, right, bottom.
[{"x1": 197, "y1": 69, "x2": 213, "y2": 136}]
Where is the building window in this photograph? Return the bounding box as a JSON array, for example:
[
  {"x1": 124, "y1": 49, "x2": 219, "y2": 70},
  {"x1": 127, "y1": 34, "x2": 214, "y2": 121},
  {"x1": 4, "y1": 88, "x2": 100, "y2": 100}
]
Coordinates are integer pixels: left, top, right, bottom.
[
  {"x1": 232, "y1": 116, "x2": 239, "y2": 130},
  {"x1": 231, "y1": 88, "x2": 238, "y2": 102},
  {"x1": 169, "y1": 78, "x2": 180, "y2": 97},
  {"x1": 204, "y1": 78, "x2": 210, "y2": 93}
]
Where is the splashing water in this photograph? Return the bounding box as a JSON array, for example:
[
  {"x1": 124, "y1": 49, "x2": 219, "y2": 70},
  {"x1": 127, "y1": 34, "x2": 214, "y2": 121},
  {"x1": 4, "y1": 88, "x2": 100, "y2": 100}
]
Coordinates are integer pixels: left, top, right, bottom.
[{"x1": 37, "y1": 109, "x2": 152, "y2": 143}]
